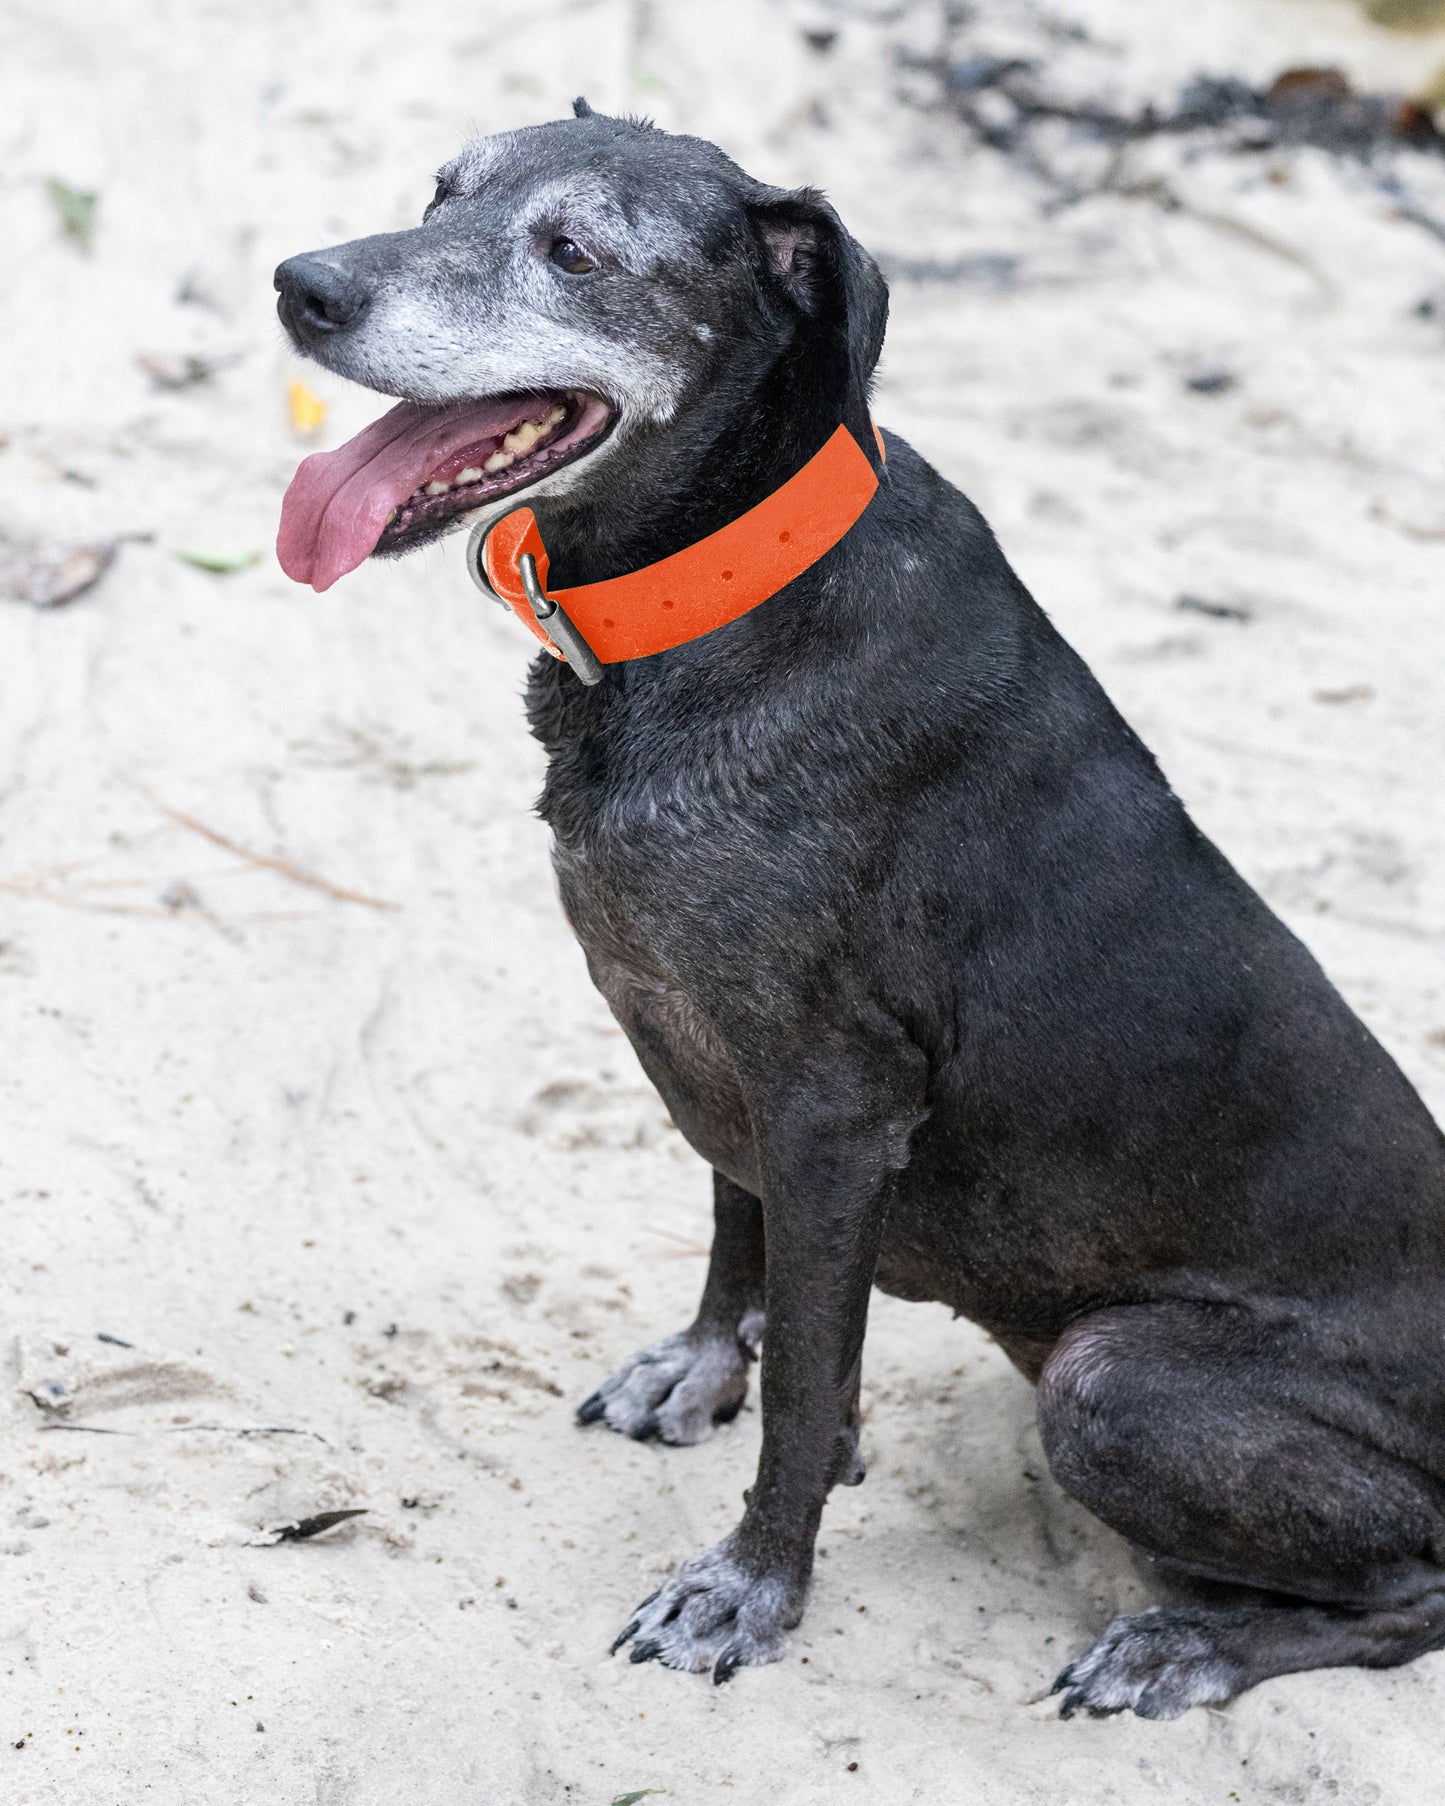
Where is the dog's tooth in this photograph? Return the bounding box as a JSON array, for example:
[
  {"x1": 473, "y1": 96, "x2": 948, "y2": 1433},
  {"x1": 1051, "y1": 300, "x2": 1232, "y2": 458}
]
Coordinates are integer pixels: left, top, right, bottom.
[
  {"x1": 425, "y1": 481, "x2": 450, "y2": 496},
  {"x1": 484, "y1": 449, "x2": 515, "y2": 473},
  {"x1": 455, "y1": 467, "x2": 484, "y2": 485},
  {"x1": 503, "y1": 418, "x2": 545, "y2": 455},
  {"x1": 496, "y1": 404, "x2": 566, "y2": 460}
]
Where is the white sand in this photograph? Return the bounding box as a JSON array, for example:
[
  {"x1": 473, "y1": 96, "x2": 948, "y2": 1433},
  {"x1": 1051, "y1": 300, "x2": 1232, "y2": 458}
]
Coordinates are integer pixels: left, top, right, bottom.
[{"x1": 2, "y1": 1, "x2": 1444, "y2": 1800}]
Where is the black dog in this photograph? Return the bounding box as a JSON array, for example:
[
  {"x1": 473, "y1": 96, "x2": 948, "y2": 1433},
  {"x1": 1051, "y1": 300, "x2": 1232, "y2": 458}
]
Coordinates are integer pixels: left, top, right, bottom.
[{"x1": 274, "y1": 104, "x2": 1445, "y2": 1717}]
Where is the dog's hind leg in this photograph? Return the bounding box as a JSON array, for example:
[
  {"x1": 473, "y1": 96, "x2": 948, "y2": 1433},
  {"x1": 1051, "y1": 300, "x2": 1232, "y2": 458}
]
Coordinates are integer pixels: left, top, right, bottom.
[
  {"x1": 577, "y1": 1173, "x2": 765, "y2": 1444},
  {"x1": 1052, "y1": 1589, "x2": 1445, "y2": 1720},
  {"x1": 1038, "y1": 1301, "x2": 1445, "y2": 1718}
]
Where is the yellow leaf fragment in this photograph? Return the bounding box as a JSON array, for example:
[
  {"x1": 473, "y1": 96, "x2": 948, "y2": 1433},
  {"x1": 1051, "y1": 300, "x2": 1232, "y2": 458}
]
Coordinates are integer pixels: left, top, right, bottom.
[{"x1": 287, "y1": 378, "x2": 328, "y2": 437}]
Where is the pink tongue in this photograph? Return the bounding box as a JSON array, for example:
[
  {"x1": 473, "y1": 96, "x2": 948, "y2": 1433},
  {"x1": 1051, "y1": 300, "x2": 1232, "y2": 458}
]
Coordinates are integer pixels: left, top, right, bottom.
[{"x1": 276, "y1": 394, "x2": 544, "y2": 592}]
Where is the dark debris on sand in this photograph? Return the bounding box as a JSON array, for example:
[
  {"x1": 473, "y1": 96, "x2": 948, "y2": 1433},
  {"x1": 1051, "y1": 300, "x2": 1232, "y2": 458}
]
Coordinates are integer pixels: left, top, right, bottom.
[{"x1": 899, "y1": 20, "x2": 1445, "y2": 234}]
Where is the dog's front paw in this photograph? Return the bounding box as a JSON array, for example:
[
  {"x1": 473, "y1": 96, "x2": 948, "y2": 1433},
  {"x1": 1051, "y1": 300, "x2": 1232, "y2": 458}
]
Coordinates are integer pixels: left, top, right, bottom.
[
  {"x1": 1052, "y1": 1606, "x2": 1245, "y2": 1720},
  {"x1": 577, "y1": 1316, "x2": 760, "y2": 1444},
  {"x1": 611, "y1": 1536, "x2": 800, "y2": 1683}
]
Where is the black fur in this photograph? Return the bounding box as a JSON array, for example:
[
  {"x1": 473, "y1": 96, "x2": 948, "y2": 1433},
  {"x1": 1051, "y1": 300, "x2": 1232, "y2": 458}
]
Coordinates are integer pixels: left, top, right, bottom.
[{"x1": 277, "y1": 109, "x2": 1445, "y2": 1714}]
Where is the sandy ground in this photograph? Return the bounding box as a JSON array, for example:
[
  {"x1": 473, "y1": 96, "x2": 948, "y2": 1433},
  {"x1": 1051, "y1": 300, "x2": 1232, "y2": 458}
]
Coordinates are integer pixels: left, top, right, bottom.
[{"x1": 2, "y1": 1, "x2": 1445, "y2": 1801}]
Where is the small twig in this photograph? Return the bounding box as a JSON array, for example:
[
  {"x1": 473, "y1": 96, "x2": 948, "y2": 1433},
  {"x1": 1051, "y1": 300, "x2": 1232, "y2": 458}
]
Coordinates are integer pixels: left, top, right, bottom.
[
  {"x1": 0, "y1": 880, "x2": 173, "y2": 918},
  {"x1": 38, "y1": 1419, "x2": 328, "y2": 1442},
  {"x1": 144, "y1": 794, "x2": 398, "y2": 911},
  {"x1": 38, "y1": 1422, "x2": 129, "y2": 1435},
  {"x1": 0, "y1": 828, "x2": 171, "y2": 888},
  {"x1": 643, "y1": 1225, "x2": 711, "y2": 1258},
  {"x1": 1390, "y1": 199, "x2": 1445, "y2": 246},
  {"x1": 1185, "y1": 204, "x2": 1337, "y2": 303},
  {"x1": 1370, "y1": 502, "x2": 1445, "y2": 542},
  {"x1": 1375, "y1": 171, "x2": 1445, "y2": 246},
  {"x1": 161, "y1": 1423, "x2": 330, "y2": 1443}
]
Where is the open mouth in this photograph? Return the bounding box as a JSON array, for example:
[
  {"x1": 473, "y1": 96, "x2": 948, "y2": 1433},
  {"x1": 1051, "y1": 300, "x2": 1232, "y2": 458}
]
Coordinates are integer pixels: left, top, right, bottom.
[{"x1": 276, "y1": 388, "x2": 614, "y2": 592}]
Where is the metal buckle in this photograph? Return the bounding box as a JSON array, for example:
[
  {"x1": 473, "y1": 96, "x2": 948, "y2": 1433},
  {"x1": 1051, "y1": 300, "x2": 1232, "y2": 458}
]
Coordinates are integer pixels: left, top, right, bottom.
[
  {"x1": 466, "y1": 520, "x2": 603, "y2": 687},
  {"x1": 516, "y1": 552, "x2": 603, "y2": 686}
]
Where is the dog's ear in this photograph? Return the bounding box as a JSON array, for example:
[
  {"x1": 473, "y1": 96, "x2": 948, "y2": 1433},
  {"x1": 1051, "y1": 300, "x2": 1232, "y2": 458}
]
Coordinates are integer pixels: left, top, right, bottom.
[
  {"x1": 572, "y1": 95, "x2": 594, "y2": 118},
  {"x1": 747, "y1": 186, "x2": 888, "y2": 444}
]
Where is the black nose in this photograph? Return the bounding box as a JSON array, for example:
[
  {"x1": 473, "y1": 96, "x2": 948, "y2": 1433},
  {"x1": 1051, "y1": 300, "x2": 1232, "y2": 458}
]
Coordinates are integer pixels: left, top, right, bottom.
[{"x1": 274, "y1": 255, "x2": 370, "y2": 346}]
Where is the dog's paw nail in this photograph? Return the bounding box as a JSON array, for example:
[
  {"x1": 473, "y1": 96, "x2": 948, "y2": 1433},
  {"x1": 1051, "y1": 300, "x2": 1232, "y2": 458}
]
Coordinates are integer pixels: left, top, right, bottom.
[
  {"x1": 626, "y1": 1414, "x2": 660, "y2": 1442},
  {"x1": 576, "y1": 1392, "x2": 606, "y2": 1424},
  {"x1": 629, "y1": 1639, "x2": 662, "y2": 1665},
  {"x1": 609, "y1": 1619, "x2": 641, "y2": 1655},
  {"x1": 713, "y1": 1646, "x2": 742, "y2": 1684},
  {"x1": 1049, "y1": 1668, "x2": 1072, "y2": 1696},
  {"x1": 1057, "y1": 1686, "x2": 1108, "y2": 1721}
]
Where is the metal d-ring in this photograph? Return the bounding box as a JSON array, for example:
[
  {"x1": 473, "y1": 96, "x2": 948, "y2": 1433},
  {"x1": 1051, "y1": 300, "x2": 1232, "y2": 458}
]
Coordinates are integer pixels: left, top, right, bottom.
[
  {"x1": 464, "y1": 520, "x2": 603, "y2": 686},
  {"x1": 516, "y1": 552, "x2": 604, "y2": 686}
]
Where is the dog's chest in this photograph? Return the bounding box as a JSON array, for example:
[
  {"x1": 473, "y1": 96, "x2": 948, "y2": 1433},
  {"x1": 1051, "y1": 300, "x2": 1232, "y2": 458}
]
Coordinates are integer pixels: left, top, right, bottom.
[{"x1": 555, "y1": 843, "x2": 759, "y2": 1191}]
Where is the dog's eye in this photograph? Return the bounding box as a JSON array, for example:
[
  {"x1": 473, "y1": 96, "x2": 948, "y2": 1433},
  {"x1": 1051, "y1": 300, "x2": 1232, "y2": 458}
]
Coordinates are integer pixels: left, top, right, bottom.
[
  {"x1": 549, "y1": 237, "x2": 597, "y2": 276},
  {"x1": 426, "y1": 175, "x2": 455, "y2": 217}
]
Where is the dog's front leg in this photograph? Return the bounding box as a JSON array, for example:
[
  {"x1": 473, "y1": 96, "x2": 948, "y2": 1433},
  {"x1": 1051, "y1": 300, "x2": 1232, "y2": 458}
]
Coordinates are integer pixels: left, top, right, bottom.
[
  {"x1": 613, "y1": 1039, "x2": 922, "y2": 1682},
  {"x1": 577, "y1": 1173, "x2": 766, "y2": 1444}
]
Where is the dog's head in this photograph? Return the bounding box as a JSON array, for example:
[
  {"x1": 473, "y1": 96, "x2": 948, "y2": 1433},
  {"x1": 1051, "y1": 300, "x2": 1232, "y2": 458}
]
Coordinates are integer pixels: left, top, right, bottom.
[{"x1": 274, "y1": 103, "x2": 887, "y2": 591}]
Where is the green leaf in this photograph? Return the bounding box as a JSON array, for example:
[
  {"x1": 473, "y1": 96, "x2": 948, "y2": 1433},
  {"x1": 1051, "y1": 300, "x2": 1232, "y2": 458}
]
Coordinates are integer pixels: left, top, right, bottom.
[
  {"x1": 174, "y1": 549, "x2": 261, "y2": 575},
  {"x1": 46, "y1": 179, "x2": 98, "y2": 253},
  {"x1": 611, "y1": 1793, "x2": 665, "y2": 1805}
]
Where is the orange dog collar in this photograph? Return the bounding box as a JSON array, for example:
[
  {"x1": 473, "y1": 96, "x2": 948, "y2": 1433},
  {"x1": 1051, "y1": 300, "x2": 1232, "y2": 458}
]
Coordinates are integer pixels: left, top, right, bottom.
[{"x1": 467, "y1": 422, "x2": 884, "y2": 684}]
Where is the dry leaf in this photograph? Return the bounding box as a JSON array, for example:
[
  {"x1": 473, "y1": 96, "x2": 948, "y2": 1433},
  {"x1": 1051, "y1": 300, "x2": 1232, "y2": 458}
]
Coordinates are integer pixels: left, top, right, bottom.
[
  {"x1": 288, "y1": 378, "x2": 328, "y2": 437},
  {"x1": 252, "y1": 1509, "x2": 368, "y2": 1546},
  {"x1": 136, "y1": 352, "x2": 216, "y2": 391},
  {"x1": 1269, "y1": 68, "x2": 1353, "y2": 103},
  {"x1": 0, "y1": 537, "x2": 117, "y2": 608}
]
